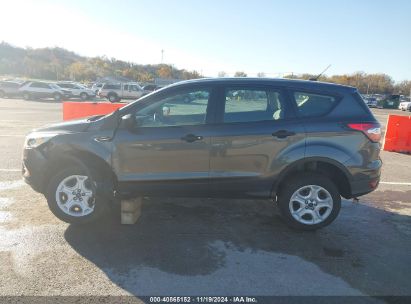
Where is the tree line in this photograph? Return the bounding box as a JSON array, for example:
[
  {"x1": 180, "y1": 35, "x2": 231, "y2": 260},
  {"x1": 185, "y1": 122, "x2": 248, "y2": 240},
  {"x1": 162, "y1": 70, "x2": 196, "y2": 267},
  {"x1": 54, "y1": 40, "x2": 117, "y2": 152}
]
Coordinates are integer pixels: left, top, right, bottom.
[
  {"x1": 224, "y1": 71, "x2": 410, "y2": 95},
  {"x1": 0, "y1": 42, "x2": 201, "y2": 83},
  {"x1": 1, "y1": 42, "x2": 410, "y2": 95}
]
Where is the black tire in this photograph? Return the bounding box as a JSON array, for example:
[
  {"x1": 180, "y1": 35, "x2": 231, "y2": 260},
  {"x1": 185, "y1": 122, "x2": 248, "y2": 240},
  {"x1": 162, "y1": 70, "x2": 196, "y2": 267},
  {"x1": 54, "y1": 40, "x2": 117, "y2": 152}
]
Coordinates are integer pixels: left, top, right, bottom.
[
  {"x1": 277, "y1": 173, "x2": 341, "y2": 231},
  {"x1": 23, "y1": 92, "x2": 31, "y2": 100},
  {"x1": 80, "y1": 92, "x2": 88, "y2": 100},
  {"x1": 108, "y1": 93, "x2": 118, "y2": 103},
  {"x1": 0, "y1": 90, "x2": 5, "y2": 98},
  {"x1": 45, "y1": 166, "x2": 109, "y2": 224}
]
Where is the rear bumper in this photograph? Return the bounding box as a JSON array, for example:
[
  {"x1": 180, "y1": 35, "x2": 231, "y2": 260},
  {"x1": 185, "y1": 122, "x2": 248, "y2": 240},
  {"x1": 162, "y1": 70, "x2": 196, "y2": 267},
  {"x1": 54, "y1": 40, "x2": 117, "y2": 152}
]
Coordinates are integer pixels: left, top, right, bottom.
[
  {"x1": 348, "y1": 158, "x2": 382, "y2": 198},
  {"x1": 349, "y1": 176, "x2": 380, "y2": 197}
]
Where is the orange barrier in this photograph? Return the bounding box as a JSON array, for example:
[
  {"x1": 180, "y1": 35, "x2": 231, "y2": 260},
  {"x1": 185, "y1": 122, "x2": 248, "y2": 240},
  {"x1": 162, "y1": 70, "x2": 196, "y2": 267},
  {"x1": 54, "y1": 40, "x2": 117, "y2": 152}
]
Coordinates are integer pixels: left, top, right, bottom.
[
  {"x1": 383, "y1": 114, "x2": 411, "y2": 153},
  {"x1": 63, "y1": 102, "x2": 125, "y2": 121}
]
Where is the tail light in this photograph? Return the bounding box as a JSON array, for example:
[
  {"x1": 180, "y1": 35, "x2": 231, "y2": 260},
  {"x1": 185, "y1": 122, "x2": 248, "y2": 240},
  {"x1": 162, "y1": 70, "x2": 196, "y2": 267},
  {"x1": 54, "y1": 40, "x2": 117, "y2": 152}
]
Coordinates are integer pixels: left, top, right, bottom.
[{"x1": 347, "y1": 123, "x2": 381, "y2": 142}]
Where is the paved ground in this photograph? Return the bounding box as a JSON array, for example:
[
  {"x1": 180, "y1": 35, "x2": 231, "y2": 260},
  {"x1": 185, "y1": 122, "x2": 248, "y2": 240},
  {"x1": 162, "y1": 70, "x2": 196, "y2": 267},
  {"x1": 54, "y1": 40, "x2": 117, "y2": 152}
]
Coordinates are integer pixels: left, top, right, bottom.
[{"x1": 0, "y1": 98, "x2": 410, "y2": 302}]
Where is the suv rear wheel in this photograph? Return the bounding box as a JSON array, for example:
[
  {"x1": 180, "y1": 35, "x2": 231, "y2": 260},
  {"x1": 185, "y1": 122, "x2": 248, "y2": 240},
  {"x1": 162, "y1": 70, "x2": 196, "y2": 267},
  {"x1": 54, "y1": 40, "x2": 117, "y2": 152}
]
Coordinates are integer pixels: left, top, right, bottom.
[
  {"x1": 46, "y1": 166, "x2": 109, "y2": 224},
  {"x1": 108, "y1": 93, "x2": 118, "y2": 103},
  {"x1": 277, "y1": 173, "x2": 341, "y2": 230}
]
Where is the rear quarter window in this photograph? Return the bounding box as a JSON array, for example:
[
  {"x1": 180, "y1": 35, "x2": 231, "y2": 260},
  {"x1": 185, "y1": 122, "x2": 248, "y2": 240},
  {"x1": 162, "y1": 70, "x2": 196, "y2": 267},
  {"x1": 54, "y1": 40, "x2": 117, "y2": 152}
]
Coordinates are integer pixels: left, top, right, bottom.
[{"x1": 292, "y1": 91, "x2": 338, "y2": 117}]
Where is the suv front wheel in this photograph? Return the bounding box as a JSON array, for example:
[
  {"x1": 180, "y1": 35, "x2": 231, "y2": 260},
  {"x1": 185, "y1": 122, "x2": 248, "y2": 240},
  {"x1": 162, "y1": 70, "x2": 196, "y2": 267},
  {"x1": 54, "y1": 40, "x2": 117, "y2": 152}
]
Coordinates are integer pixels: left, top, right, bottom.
[
  {"x1": 278, "y1": 173, "x2": 341, "y2": 230},
  {"x1": 46, "y1": 166, "x2": 109, "y2": 224},
  {"x1": 80, "y1": 92, "x2": 88, "y2": 100}
]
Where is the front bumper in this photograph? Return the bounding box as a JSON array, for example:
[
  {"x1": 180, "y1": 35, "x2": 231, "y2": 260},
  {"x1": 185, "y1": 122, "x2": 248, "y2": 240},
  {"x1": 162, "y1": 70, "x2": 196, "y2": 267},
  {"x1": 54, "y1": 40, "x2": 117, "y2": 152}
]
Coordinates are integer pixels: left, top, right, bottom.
[{"x1": 22, "y1": 147, "x2": 48, "y2": 193}]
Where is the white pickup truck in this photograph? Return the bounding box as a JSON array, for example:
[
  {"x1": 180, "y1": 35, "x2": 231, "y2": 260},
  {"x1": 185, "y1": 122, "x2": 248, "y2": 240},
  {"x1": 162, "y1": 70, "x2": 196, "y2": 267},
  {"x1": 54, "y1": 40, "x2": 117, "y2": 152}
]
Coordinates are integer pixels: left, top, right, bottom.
[{"x1": 98, "y1": 82, "x2": 146, "y2": 102}]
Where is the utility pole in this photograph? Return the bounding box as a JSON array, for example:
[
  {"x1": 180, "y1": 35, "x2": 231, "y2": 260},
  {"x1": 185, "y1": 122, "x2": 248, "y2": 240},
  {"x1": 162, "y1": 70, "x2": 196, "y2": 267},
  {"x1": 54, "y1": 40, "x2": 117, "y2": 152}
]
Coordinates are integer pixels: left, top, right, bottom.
[{"x1": 161, "y1": 49, "x2": 164, "y2": 64}]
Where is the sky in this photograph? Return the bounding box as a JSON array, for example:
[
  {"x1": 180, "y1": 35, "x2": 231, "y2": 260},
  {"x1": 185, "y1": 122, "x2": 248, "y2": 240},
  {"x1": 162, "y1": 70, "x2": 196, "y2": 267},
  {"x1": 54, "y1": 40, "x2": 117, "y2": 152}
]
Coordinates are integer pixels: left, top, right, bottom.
[{"x1": 0, "y1": 0, "x2": 410, "y2": 81}]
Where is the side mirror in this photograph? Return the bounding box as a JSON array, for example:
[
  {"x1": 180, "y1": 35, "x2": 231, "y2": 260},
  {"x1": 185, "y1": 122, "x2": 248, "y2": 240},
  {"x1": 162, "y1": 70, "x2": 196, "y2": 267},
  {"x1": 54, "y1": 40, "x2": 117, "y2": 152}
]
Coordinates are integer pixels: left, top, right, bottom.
[{"x1": 122, "y1": 114, "x2": 136, "y2": 130}]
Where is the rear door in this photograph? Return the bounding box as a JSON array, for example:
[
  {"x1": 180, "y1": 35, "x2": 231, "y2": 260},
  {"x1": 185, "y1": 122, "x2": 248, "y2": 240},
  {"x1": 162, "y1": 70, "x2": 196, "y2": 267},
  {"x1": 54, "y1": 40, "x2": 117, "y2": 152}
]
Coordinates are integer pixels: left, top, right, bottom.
[
  {"x1": 208, "y1": 85, "x2": 305, "y2": 198},
  {"x1": 122, "y1": 84, "x2": 131, "y2": 98}
]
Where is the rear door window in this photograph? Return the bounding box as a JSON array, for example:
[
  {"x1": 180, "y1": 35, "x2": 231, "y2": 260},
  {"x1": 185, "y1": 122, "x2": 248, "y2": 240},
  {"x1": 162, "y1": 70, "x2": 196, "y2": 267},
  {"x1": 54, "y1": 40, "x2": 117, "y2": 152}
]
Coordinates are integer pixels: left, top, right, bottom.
[
  {"x1": 292, "y1": 91, "x2": 338, "y2": 117},
  {"x1": 223, "y1": 87, "x2": 287, "y2": 123},
  {"x1": 30, "y1": 82, "x2": 50, "y2": 89}
]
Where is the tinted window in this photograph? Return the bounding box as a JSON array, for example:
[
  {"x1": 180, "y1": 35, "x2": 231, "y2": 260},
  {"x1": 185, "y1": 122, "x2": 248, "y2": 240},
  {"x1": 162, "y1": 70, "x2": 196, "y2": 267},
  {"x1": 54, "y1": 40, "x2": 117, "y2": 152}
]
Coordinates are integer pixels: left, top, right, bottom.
[
  {"x1": 133, "y1": 89, "x2": 210, "y2": 127},
  {"x1": 104, "y1": 84, "x2": 121, "y2": 90},
  {"x1": 223, "y1": 87, "x2": 285, "y2": 123},
  {"x1": 293, "y1": 91, "x2": 337, "y2": 117},
  {"x1": 130, "y1": 85, "x2": 141, "y2": 91},
  {"x1": 1, "y1": 82, "x2": 19, "y2": 88},
  {"x1": 30, "y1": 82, "x2": 50, "y2": 89},
  {"x1": 123, "y1": 85, "x2": 129, "y2": 91},
  {"x1": 58, "y1": 83, "x2": 73, "y2": 89}
]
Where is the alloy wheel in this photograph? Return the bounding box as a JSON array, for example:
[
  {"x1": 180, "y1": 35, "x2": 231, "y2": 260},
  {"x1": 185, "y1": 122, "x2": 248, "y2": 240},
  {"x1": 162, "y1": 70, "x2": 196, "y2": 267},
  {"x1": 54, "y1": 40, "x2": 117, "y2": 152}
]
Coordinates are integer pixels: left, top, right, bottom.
[
  {"x1": 55, "y1": 175, "x2": 95, "y2": 217},
  {"x1": 288, "y1": 185, "x2": 333, "y2": 225}
]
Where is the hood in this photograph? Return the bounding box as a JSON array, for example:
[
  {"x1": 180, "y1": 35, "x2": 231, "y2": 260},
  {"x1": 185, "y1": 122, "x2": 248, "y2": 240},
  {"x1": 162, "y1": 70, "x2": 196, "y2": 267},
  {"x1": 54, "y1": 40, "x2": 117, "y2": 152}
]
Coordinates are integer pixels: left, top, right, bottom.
[
  {"x1": 31, "y1": 110, "x2": 119, "y2": 136},
  {"x1": 33, "y1": 117, "x2": 95, "y2": 133}
]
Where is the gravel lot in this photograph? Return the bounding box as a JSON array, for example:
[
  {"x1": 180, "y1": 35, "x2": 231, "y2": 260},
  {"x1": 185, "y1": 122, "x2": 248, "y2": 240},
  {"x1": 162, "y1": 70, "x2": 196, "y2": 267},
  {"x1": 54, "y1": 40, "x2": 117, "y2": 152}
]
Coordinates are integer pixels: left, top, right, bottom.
[{"x1": 0, "y1": 98, "x2": 410, "y2": 302}]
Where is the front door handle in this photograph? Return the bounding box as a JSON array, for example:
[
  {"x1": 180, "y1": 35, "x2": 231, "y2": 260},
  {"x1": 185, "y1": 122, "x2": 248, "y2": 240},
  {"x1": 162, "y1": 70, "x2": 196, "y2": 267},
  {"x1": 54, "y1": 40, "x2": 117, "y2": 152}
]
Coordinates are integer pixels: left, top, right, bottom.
[
  {"x1": 181, "y1": 134, "x2": 203, "y2": 143},
  {"x1": 272, "y1": 130, "x2": 296, "y2": 139}
]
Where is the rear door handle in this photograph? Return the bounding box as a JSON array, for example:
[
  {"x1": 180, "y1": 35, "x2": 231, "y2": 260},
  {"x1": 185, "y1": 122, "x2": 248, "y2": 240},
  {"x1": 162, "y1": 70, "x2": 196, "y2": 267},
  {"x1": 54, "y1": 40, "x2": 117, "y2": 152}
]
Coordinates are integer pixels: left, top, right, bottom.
[
  {"x1": 272, "y1": 130, "x2": 296, "y2": 139},
  {"x1": 181, "y1": 134, "x2": 203, "y2": 143}
]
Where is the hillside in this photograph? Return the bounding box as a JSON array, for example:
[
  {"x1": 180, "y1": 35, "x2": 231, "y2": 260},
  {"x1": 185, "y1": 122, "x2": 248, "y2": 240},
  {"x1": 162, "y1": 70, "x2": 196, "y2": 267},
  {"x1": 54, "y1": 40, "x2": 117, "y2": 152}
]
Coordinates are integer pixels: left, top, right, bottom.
[{"x1": 0, "y1": 42, "x2": 201, "y2": 83}]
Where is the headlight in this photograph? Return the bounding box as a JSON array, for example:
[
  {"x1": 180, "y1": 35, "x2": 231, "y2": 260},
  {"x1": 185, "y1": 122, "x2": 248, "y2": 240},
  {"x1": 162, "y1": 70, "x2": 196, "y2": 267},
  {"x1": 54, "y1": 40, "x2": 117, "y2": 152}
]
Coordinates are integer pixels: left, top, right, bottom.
[{"x1": 24, "y1": 133, "x2": 57, "y2": 148}]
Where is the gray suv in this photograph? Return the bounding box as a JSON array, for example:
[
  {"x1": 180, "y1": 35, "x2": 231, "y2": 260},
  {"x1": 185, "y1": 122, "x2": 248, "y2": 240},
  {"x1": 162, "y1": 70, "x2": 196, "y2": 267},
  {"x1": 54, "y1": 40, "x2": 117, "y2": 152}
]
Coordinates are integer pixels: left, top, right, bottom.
[{"x1": 22, "y1": 78, "x2": 382, "y2": 230}]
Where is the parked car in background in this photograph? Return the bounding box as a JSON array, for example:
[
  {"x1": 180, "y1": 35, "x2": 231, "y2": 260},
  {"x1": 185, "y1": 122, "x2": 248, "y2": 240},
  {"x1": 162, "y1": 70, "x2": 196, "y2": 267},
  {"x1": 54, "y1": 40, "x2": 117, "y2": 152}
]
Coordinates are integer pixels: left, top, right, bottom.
[
  {"x1": 378, "y1": 95, "x2": 400, "y2": 109},
  {"x1": 398, "y1": 100, "x2": 411, "y2": 111},
  {"x1": 0, "y1": 81, "x2": 22, "y2": 98},
  {"x1": 91, "y1": 83, "x2": 104, "y2": 94},
  {"x1": 364, "y1": 97, "x2": 378, "y2": 108},
  {"x1": 22, "y1": 78, "x2": 382, "y2": 230},
  {"x1": 98, "y1": 82, "x2": 145, "y2": 102},
  {"x1": 142, "y1": 84, "x2": 159, "y2": 92},
  {"x1": 57, "y1": 82, "x2": 96, "y2": 100},
  {"x1": 19, "y1": 81, "x2": 71, "y2": 101}
]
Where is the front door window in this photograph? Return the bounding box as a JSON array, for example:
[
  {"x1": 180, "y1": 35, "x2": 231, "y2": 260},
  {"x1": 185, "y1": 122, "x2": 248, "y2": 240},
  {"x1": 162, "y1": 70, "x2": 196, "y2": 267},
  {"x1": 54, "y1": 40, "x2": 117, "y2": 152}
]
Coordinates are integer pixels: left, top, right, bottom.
[{"x1": 134, "y1": 89, "x2": 210, "y2": 127}]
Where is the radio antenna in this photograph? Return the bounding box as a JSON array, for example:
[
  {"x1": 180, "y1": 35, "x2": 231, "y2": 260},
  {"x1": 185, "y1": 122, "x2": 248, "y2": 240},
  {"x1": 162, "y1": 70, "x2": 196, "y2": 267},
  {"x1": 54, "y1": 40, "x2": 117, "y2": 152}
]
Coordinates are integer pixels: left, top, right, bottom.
[{"x1": 310, "y1": 64, "x2": 331, "y2": 81}]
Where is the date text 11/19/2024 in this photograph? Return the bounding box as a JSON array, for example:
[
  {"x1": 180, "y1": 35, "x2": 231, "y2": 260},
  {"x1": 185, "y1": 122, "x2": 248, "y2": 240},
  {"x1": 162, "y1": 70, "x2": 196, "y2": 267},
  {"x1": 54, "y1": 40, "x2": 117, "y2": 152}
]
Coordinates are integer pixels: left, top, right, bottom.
[{"x1": 149, "y1": 296, "x2": 258, "y2": 303}]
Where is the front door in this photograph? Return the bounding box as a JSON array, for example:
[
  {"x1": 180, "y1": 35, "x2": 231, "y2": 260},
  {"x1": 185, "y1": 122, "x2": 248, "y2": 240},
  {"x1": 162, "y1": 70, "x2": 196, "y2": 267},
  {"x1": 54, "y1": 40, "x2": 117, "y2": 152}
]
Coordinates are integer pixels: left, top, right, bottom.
[
  {"x1": 208, "y1": 85, "x2": 305, "y2": 198},
  {"x1": 113, "y1": 87, "x2": 215, "y2": 197}
]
